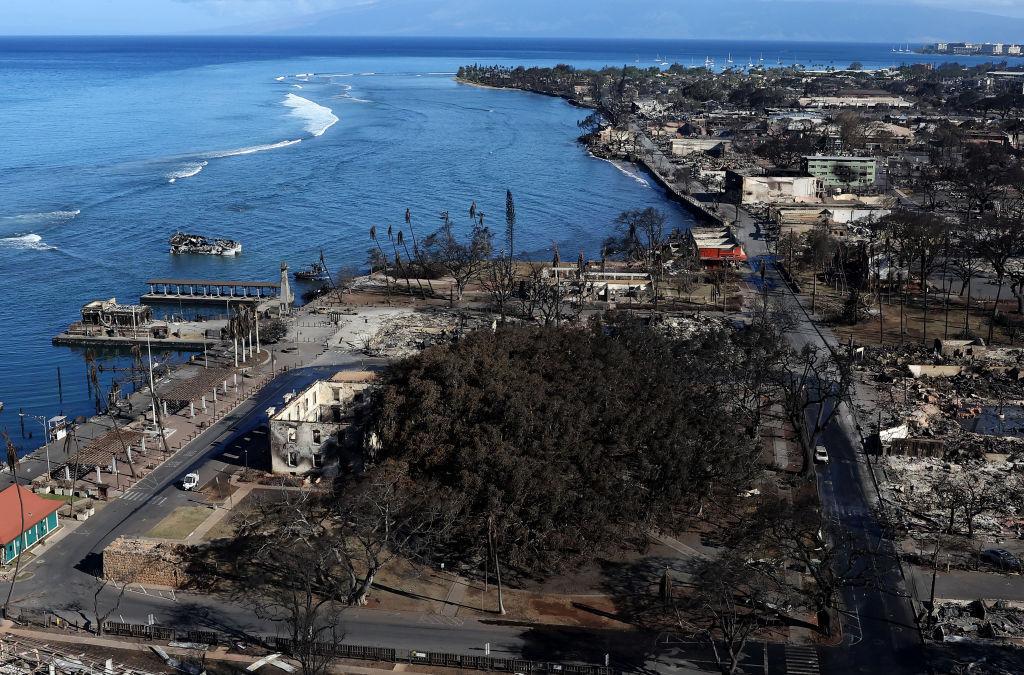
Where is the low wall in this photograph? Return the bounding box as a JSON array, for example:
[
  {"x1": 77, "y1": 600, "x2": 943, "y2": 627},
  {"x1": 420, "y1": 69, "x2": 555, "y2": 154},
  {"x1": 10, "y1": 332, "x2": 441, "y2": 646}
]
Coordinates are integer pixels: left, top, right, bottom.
[
  {"x1": 638, "y1": 157, "x2": 723, "y2": 225},
  {"x1": 102, "y1": 536, "x2": 194, "y2": 588}
]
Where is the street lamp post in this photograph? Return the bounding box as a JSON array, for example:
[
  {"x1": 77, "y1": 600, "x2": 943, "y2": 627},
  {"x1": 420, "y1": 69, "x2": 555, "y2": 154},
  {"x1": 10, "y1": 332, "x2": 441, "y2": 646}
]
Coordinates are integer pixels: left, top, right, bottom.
[{"x1": 19, "y1": 413, "x2": 51, "y2": 476}]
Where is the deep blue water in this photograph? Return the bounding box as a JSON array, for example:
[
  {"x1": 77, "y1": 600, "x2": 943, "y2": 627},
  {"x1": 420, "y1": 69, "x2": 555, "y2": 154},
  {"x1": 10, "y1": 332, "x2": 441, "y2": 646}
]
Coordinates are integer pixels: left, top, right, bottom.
[{"x1": 0, "y1": 37, "x2": 1006, "y2": 444}]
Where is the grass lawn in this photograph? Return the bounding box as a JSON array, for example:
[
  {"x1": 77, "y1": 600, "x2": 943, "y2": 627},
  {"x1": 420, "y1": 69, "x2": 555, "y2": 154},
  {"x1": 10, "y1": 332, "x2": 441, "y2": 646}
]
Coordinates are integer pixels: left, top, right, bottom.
[{"x1": 147, "y1": 506, "x2": 214, "y2": 540}]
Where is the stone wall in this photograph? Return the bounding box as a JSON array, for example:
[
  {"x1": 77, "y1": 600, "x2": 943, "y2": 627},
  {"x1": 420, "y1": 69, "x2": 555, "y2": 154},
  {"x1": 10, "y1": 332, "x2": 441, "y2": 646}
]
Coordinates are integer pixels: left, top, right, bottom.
[{"x1": 102, "y1": 536, "x2": 193, "y2": 588}]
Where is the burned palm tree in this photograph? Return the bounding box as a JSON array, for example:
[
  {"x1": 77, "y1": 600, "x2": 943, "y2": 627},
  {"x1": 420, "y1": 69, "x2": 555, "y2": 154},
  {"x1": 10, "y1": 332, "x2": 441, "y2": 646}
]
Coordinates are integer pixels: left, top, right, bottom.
[
  {"x1": 405, "y1": 209, "x2": 434, "y2": 296},
  {"x1": 369, "y1": 225, "x2": 392, "y2": 304},
  {"x1": 3, "y1": 432, "x2": 25, "y2": 619},
  {"x1": 397, "y1": 230, "x2": 426, "y2": 299},
  {"x1": 387, "y1": 225, "x2": 414, "y2": 298}
]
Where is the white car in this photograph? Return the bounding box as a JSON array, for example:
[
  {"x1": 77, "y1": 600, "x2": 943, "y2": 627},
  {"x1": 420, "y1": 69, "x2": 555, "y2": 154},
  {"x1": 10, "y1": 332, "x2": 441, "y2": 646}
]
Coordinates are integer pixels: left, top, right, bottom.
[
  {"x1": 814, "y1": 446, "x2": 829, "y2": 463},
  {"x1": 181, "y1": 472, "x2": 200, "y2": 491}
]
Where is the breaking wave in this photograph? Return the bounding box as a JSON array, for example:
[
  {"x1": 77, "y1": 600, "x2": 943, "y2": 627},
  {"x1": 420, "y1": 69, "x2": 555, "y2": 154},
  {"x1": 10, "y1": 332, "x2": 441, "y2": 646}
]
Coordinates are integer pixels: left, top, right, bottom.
[
  {"x1": 283, "y1": 93, "x2": 339, "y2": 137},
  {"x1": 0, "y1": 209, "x2": 80, "y2": 225},
  {"x1": 204, "y1": 139, "x2": 302, "y2": 159},
  {"x1": 167, "y1": 161, "x2": 207, "y2": 183},
  {"x1": 0, "y1": 233, "x2": 57, "y2": 251},
  {"x1": 167, "y1": 90, "x2": 339, "y2": 172}
]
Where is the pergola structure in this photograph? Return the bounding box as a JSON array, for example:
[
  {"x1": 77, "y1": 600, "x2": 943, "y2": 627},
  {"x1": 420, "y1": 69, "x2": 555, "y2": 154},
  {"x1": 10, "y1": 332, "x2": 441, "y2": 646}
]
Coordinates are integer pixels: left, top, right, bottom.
[{"x1": 142, "y1": 278, "x2": 280, "y2": 305}]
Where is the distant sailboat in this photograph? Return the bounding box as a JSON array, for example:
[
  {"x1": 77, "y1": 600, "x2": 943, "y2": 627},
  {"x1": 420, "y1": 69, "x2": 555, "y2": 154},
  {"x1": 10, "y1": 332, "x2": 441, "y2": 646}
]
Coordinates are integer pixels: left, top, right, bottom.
[
  {"x1": 726, "y1": 53, "x2": 734, "y2": 64},
  {"x1": 704, "y1": 56, "x2": 715, "y2": 69}
]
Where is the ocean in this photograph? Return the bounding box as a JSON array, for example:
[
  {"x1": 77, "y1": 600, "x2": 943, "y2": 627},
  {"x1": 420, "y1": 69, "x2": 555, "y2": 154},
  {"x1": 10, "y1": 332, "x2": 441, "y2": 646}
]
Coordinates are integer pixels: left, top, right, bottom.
[{"x1": 0, "y1": 37, "x2": 999, "y2": 444}]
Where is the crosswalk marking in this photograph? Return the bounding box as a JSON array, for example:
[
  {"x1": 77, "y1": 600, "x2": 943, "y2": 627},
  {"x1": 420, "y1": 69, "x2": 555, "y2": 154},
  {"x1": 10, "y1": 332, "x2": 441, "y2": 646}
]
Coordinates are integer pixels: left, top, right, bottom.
[
  {"x1": 120, "y1": 491, "x2": 169, "y2": 505},
  {"x1": 785, "y1": 644, "x2": 820, "y2": 675}
]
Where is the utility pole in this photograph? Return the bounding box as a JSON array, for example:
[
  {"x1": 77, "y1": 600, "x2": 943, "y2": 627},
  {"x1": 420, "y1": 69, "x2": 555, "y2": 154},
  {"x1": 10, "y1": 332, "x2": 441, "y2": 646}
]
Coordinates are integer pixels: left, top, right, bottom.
[
  {"x1": 928, "y1": 535, "x2": 942, "y2": 628},
  {"x1": 811, "y1": 262, "x2": 817, "y2": 314},
  {"x1": 20, "y1": 413, "x2": 51, "y2": 476}
]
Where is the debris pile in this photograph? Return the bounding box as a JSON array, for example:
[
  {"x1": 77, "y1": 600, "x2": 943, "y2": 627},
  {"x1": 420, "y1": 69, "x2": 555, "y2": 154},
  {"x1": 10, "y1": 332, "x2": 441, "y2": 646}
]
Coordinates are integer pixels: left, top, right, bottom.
[
  {"x1": 857, "y1": 344, "x2": 1024, "y2": 460},
  {"x1": 935, "y1": 600, "x2": 1024, "y2": 642},
  {"x1": 882, "y1": 456, "x2": 1021, "y2": 539},
  {"x1": 658, "y1": 315, "x2": 727, "y2": 340},
  {"x1": 365, "y1": 310, "x2": 486, "y2": 358}
]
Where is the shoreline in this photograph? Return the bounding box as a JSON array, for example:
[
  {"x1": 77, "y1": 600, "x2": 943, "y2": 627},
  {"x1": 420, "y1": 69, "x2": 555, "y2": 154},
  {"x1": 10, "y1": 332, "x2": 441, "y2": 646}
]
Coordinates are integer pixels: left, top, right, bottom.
[
  {"x1": 454, "y1": 76, "x2": 593, "y2": 108},
  {"x1": 459, "y1": 74, "x2": 719, "y2": 226}
]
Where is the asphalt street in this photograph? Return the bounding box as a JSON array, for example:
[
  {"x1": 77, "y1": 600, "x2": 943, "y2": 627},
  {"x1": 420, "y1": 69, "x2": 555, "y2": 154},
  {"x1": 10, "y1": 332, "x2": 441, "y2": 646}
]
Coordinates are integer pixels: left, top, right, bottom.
[
  {"x1": 632, "y1": 128, "x2": 929, "y2": 671},
  {"x1": 731, "y1": 195, "x2": 926, "y2": 674}
]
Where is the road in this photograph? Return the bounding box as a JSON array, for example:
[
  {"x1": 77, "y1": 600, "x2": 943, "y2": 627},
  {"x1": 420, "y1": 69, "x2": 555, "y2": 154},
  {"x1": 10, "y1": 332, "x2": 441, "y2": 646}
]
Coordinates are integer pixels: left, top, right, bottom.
[
  {"x1": 5, "y1": 362, "x2": 344, "y2": 607},
  {"x1": 1, "y1": 352, "x2": 652, "y2": 671},
  {"x1": 729, "y1": 191, "x2": 926, "y2": 674},
  {"x1": 630, "y1": 129, "x2": 928, "y2": 671}
]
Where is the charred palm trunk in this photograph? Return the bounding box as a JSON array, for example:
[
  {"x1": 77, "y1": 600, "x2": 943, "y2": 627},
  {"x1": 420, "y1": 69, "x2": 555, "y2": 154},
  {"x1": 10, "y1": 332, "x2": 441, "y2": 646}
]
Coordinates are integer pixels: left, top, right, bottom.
[{"x1": 3, "y1": 436, "x2": 26, "y2": 619}]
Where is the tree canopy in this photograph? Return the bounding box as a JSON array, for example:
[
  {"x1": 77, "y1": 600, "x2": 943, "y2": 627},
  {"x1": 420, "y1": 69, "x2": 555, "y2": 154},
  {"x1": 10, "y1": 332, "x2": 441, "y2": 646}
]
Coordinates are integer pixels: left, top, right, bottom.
[{"x1": 367, "y1": 320, "x2": 761, "y2": 578}]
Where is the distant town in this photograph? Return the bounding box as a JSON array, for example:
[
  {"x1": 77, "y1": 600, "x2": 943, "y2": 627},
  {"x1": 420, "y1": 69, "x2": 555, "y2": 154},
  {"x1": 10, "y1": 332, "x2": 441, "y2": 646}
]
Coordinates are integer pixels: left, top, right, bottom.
[{"x1": 923, "y1": 42, "x2": 1024, "y2": 57}]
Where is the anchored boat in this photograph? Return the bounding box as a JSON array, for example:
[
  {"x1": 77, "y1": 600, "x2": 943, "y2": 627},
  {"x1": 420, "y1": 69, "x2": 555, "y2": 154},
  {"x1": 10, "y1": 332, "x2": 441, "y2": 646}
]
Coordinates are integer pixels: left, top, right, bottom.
[{"x1": 295, "y1": 249, "x2": 332, "y2": 282}]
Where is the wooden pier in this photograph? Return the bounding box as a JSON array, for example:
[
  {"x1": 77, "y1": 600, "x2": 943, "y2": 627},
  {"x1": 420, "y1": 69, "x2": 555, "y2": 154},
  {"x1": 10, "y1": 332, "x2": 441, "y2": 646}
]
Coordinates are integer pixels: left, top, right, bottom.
[{"x1": 141, "y1": 278, "x2": 281, "y2": 305}]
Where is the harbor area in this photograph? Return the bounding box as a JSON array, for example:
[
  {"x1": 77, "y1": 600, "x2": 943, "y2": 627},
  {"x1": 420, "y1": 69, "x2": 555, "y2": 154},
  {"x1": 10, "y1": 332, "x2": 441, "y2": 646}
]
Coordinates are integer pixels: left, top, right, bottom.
[
  {"x1": 51, "y1": 298, "x2": 220, "y2": 350},
  {"x1": 51, "y1": 265, "x2": 293, "y2": 350}
]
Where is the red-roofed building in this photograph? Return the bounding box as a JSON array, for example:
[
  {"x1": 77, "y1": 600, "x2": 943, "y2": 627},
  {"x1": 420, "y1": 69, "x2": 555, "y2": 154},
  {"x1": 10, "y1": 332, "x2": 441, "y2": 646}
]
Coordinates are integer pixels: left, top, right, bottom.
[
  {"x1": 0, "y1": 485, "x2": 62, "y2": 565},
  {"x1": 686, "y1": 227, "x2": 749, "y2": 267}
]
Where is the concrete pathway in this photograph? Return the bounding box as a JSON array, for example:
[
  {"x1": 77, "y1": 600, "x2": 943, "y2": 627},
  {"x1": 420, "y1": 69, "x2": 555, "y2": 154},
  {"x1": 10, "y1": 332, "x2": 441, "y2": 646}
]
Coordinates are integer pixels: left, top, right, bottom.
[{"x1": 439, "y1": 574, "x2": 471, "y2": 617}]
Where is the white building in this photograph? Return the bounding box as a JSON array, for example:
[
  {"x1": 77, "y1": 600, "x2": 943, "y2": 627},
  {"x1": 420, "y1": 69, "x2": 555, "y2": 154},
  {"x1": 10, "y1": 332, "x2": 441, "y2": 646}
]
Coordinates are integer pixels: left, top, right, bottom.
[
  {"x1": 670, "y1": 138, "x2": 730, "y2": 157},
  {"x1": 726, "y1": 169, "x2": 820, "y2": 205},
  {"x1": 268, "y1": 371, "x2": 375, "y2": 474},
  {"x1": 798, "y1": 95, "x2": 913, "y2": 109}
]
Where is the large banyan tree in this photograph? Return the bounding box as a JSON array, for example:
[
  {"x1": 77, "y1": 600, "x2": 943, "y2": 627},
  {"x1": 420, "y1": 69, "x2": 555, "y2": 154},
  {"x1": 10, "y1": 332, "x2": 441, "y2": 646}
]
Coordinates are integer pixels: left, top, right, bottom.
[{"x1": 366, "y1": 319, "x2": 762, "y2": 581}]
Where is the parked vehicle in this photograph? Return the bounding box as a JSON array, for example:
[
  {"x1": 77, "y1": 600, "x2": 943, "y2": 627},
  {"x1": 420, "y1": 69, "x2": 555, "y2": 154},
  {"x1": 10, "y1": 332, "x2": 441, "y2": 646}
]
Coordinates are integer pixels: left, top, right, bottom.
[
  {"x1": 181, "y1": 472, "x2": 200, "y2": 491},
  {"x1": 981, "y1": 548, "x2": 1023, "y2": 572},
  {"x1": 814, "y1": 445, "x2": 829, "y2": 463}
]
